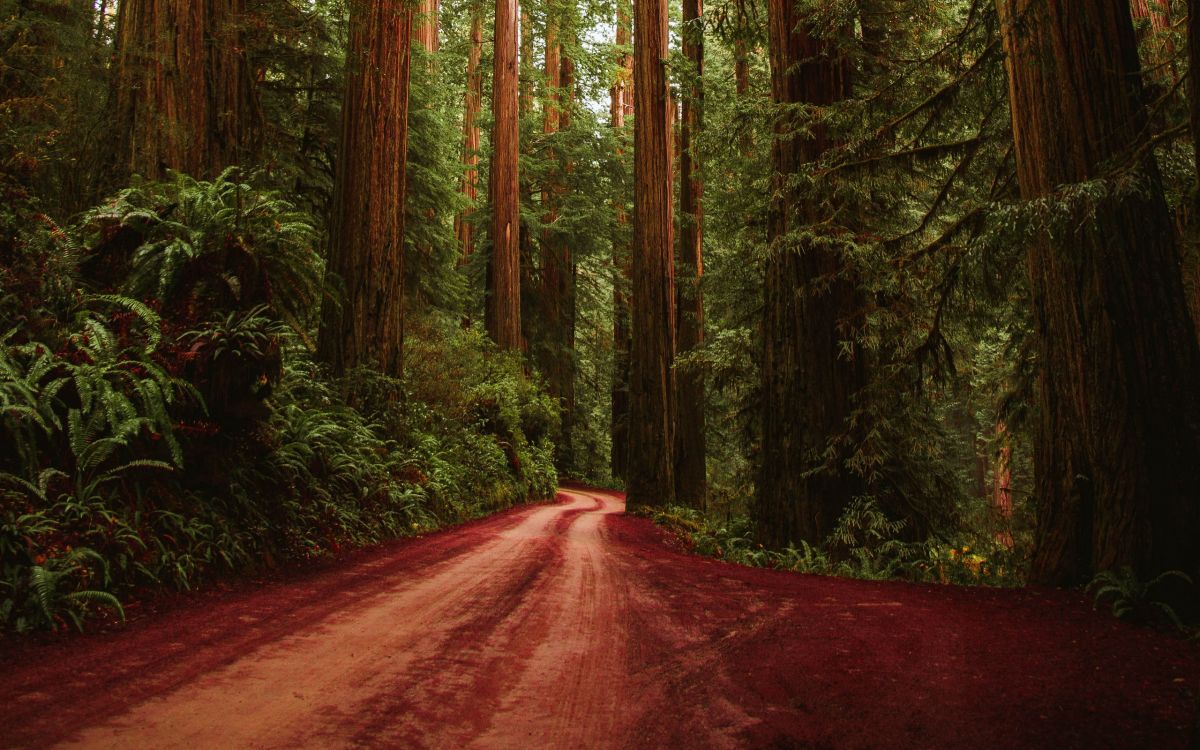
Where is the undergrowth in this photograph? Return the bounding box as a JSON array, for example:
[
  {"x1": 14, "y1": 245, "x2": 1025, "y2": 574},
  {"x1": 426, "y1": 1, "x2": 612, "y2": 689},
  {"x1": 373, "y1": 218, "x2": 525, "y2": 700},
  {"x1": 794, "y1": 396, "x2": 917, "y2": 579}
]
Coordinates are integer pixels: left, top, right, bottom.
[
  {"x1": 650, "y1": 497, "x2": 1028, "y2": 588},
  {"x1": 0, "y1": 174, "x2": 557, "y2": 632}
]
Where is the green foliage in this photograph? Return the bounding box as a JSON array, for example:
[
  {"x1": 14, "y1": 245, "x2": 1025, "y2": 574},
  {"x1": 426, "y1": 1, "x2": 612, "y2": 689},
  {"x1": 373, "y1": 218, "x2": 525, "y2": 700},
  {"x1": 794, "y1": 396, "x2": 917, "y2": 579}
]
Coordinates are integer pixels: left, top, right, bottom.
[
  {"x1": 1087, "y1": 567, "x2": 1194, "y2": 629},
  {"x1": 82, "y1": 170, "x2": 322, "y2": 335},
  {"x1": 1, "y1": 546, "x2": 125, "y2": 633},
  {"x1": 653, "y1": 494, "x2": 1026, "y2": 588},
  {"x1": 0, "y1": 176, "x2": 559, "y2": 631}
]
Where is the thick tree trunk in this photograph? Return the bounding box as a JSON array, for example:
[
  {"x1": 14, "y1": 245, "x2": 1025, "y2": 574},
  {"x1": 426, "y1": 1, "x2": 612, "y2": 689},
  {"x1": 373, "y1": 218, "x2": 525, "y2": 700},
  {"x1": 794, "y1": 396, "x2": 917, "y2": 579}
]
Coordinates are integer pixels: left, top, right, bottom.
[
  {"x1": 1191, "y1": 0, "x2": 1200, "y2": 174},
  {"x1": 415, "y1": 0, "x2": 439, "y2": 54},
  {"x1": 1187, "y1": 0, "x2": 1200, "y2": 330},
  {"x1": 1131, "y1": 0, "x2": 1170, "y2": 31},
  {"x1": 455, "y1": 9, "x2": 483, "y2": 262},
  {"x1": 674, "y1": 0, "x2": 706, "y2": 509},
  {"x1": 114, "y1": 0, "x2": 258, "y2": 179},
  {"x1": 1131, "y1": 0, "x2": 1175, "y2": 84},
  {"x1": 610, "y1": 0, "x2": 633, "y2": 480},
  {"x1": 536, "y1": 11, "x2": 577, "y2": 470},
  {"x1": 317, "y1": 0, "x2": 413, "y2": 377},
  {"x1": 997, "y1": 0, "x2": 1200, "y2": 584},
  {"x1": 755, "y1": 2, "x2": 863, "y2": 547},
  {"x1": 734, "y1": 0, "x2": 750, "y2": 98},
  {"x1": 992, "y1": 422, "x2": 1014, "y2": 548},
  {"x1": 627, "y1": 0, "x2": 676, "y2": 508},
  {"x1": 488, "y1": 0, "x2": 522, "y2": 350}
]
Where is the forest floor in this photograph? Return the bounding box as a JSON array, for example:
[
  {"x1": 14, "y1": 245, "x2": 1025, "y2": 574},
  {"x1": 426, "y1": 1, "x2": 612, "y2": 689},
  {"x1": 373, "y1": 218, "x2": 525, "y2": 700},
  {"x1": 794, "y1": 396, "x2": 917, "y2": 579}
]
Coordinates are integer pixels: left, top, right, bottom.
[{"x1": 1, "y1": 487, "x2": 1197, "y2": 749}]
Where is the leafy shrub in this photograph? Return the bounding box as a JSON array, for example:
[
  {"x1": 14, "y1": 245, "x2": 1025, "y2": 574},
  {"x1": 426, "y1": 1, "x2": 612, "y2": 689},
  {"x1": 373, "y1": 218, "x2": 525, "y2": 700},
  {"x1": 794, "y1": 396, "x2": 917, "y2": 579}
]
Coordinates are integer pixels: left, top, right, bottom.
[
  {"x1": 1088, "y1": 567, "x2": 1194, "y2": 629},
  {"x1": 80, "y1": 169, "x2": 322, "y2": 333},
  {"x1": 652, "y1": 496, "x2": 1025, "y2": 588},
  {"x1": 0, "y1": 184, "x2": 561, "y2": 633}
]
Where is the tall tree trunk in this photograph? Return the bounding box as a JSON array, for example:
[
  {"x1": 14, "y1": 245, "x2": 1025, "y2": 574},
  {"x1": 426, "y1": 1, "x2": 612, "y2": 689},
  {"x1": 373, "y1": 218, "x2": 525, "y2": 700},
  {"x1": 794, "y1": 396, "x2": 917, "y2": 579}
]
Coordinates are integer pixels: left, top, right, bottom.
[
  {"x1": 1131, "y1": 0, "x2": 1170, "y2": 31},
  {"x1": 537, "y1": 12, "x2": 577, "y2": 471},
  {"x1": 519, "y1": 8, "x2": 534, "y2": 115},
  {"x1": 997, "y1": 0, "x2": 1200, "y2": 584},
  {"x1": 415, "y1": 0, "x2": 439, "y2": 54},
  {"x1": 513, "y1": 4, "x2": 536, "y2": 349},
  {"x1": 755, "y1": 2, "x2": 863, "y2": 547},
  {"x1": 487, "y1": 0, "x2": 522, "y2": 349},
  {"x1": 1131, "y1": 0, "x2": 1175, "y2": 85},
  {"x1": 734, "y1": 0, "x2": 750, "y2": 97},
  {"x1": 455, "y1": 8, "x2": 483, "y2": 262},
  {"x1": 1187, "y1": 0, "x2": 1200, "y2": 330},
  {"x1": 610, "y1": 0, "x2": 633, "y2": 480},
  {"x1": 992, "y1": 422, "x2": 1014, "y2": 549},
  {"x1": 675, "y1": 0, "x2": 706, "y2": 509},
  {"x1": 627, "y1": 0, "x2": 676, "y2": 508},
  {"x1": 317, "y1": 0, "x2": 413, "y2": 377},
  {"x1": 113, "y1": 0, "x2": 258, "y2": 179}
]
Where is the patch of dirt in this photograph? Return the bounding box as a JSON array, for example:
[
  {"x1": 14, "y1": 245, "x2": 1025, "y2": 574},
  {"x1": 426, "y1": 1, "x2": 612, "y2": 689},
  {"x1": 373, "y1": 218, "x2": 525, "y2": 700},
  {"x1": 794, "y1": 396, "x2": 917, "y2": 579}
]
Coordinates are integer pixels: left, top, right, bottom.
[{"x1": 1, "y1": 488, "x2": 1196, "y2": 749}]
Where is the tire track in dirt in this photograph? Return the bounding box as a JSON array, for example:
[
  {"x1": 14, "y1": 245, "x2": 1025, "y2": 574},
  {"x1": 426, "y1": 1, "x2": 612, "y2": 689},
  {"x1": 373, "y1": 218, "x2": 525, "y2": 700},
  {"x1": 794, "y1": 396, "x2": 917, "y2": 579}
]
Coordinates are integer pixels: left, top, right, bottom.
[
  {"x1": 24, "y1": 490, "x2": 636, "y2": 749},
  {"x1": 2, "y1": 487, "x2": 1197, "y2": 749}
]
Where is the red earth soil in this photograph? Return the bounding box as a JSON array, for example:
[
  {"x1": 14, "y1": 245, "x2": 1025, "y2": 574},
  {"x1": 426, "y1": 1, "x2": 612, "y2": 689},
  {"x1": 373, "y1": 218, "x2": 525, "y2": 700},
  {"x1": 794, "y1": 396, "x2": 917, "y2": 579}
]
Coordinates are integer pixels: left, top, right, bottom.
[{"x1": 1, "y1": 487, "x2": 1196, "y2": 749}]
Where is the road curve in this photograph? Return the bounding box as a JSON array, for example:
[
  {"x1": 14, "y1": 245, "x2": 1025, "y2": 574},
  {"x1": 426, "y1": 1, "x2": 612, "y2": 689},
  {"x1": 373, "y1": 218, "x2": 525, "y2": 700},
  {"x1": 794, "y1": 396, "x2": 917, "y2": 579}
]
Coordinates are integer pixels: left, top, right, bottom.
[
  {"x1": 2, "y1": 487, "x2": 1196, "y2": 749},
  {"x1": 54, "y1": 490, "x2": 631, "y2": 749}
]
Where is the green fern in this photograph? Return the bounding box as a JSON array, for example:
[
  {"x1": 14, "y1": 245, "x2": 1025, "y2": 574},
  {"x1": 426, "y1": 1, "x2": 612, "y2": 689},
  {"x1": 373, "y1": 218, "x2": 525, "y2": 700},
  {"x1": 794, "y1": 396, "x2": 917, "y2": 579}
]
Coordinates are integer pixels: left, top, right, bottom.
[
  {"x1": 1087, "y1": 567, "x2": 1193, "y2": 628},
  {"x1": 83, "y1": 170, "x2": 322, "y2": 331},
  {"x1": 22, "y1": 547, "x2": 124, "y2": 633}
]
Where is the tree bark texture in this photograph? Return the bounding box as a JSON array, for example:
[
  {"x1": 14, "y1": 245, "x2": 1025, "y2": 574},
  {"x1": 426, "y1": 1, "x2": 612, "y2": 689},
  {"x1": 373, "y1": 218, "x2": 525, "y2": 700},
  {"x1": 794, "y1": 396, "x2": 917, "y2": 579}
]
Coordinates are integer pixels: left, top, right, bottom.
[
  {"x1": 997, "y1": 0, "x2": 1200, "y2": 584},
  {"x1": 627, "y1": 0, "x2": 676, "y2": 508},
  {"x1": 114, "y1": 0, "x2": 258, "y2": 179},
  {"x1": 675, "y1": 0, "x2": 706, "y2": 509},
  {"x1": 1186, "y1": 0, "x2": 1200, "y2": 330},
  {"x1": 487, "y1": 0, "x2": 522, "y2": 350},
  {"x1": 756, "y1": 2, "x2": 864, "y2": 548},
  {"x1": 535, "y1": 10, "x2": 577, "y2": 470},
  {"x1": 317, "y1": 0, "x2": 413, "y2": 377},
  {"x1": 415, "y1": 0, "x2": 439, "y2": 53},
  {"x1": 610, "y1": 0, "x2": 633, "y2": 480},
  {"x1": 455, "y1": 8, "x2": 483, "y2": 262}
]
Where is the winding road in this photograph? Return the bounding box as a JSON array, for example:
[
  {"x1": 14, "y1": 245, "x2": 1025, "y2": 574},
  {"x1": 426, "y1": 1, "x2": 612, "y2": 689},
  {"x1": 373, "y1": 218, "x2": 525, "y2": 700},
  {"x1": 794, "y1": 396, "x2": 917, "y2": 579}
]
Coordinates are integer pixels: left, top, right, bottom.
[{"x1": 2, "y1": 488, "x2": 1197, "y2": 749}]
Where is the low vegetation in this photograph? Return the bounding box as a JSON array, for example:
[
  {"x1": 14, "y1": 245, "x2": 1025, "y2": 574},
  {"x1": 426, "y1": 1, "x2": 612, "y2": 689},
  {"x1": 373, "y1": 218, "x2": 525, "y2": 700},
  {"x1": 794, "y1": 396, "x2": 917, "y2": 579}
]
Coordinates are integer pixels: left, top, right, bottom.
[{"x1": 0, "y1": 174, "x2": 557, "y2": 632}]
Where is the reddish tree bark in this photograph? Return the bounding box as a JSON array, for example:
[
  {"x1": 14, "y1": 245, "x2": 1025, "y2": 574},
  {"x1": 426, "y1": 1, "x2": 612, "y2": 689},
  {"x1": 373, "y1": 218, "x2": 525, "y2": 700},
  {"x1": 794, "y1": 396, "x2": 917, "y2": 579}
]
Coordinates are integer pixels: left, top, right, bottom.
[
  {"x1": 627, "y1": 0, "x2": 676, "y2": 508},
  {"x1": 755, "y1": 2, "x2": 863, "y2": 547},
  {"x1": 675, "y1": 0, "x2": 706, "y2": 509},
  {"x1": 317, "y1": 0, "x2": 413, "y2": 377},
  {"x1": 997, "y1": 0, "x2": 1200, "y2": 584},
  {"x1": 610, "y1": 0, "x2": 633, "y2": 480},
  {"x1": 535, "y1": 8, "x2": 577, "y2": 470},
  {"x1": 114, "y1": 0, "x2": 258, "y2": 179},
  {"x1": 455, "y1": 8, "x2": 483, "y2": 262},
  {"x1": 415, "y1": 0, "x2": 439, "y2": 54},
  {"x1": 487, "y1": 0, "x2": 522, "y2": 350},
  {"x1": 1186, "y1": 0, "x2": 1200, "y2": 331}
]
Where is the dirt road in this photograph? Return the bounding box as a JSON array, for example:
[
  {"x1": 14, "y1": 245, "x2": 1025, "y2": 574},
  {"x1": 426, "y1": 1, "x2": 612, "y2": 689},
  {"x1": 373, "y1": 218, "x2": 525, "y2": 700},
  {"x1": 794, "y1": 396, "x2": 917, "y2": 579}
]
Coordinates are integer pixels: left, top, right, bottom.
[{"x1": 2, "y1": 488, "x2": 1197, "y2": 749}]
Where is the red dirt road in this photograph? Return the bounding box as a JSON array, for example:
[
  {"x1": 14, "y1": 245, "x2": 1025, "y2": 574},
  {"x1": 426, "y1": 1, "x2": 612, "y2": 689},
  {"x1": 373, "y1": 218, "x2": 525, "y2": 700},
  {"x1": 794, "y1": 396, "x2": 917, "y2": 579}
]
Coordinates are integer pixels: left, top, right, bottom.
[{"x1": 1, "y1": 487, "x2": 1197, "y2": 749}]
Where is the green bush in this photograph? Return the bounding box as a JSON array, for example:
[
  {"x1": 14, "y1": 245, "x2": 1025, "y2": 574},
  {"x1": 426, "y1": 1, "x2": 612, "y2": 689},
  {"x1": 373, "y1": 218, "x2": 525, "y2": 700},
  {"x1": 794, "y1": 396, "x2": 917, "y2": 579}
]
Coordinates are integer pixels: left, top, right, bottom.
[
  {"x1": 652, "y1": 495, "x2": 1026, "y2": 588},
  {"x1": 0, "y1": 180, "x2": 560, "y2": 632}
]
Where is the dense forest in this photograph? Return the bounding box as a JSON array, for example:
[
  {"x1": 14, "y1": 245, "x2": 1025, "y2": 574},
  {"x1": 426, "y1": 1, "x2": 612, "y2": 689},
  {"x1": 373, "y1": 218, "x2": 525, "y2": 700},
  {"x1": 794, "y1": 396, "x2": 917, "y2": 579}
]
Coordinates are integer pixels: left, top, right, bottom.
[{"x1": 2, "y1": 0, "x2": 1199, "y2": 636}]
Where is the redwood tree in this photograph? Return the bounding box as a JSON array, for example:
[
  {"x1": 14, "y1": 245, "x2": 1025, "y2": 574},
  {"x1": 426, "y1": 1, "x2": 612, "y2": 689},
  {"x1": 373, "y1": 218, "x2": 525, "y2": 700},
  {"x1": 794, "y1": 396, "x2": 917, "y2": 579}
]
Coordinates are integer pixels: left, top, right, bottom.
[
  {"x1": 537, "y1": 7, "x2": 578, "y2": 470},
  {"x1": 755, "y1": 2, "x2": 863, "y2": 547},
  {"x1": 675, "y1": 0, "x2": 707, "y2": 508},
  {"x1": 415, "y1": 0, "x2": 440, "y2": 53},
  {"x1": 316, "y1": 0, "x2": 413, "y2": 376},
  {"x1": 113, "y1": 0, "x2": 258, "y2": 179},
  {"x1": 627, "y1": 0, "x2": 676, "y2": 508},
  {"x1": 610, "y1": 0, "x2": 633, "y2": 480},
  {"x1": 455, "y1": 7, "x2": 483, "y2": 261},
  {"x1": 487, "y1": 0, "x2": 522, "y2": 350},
  {"x1": 997, "y1": 0, "x2": 1200, "y2": 584}
]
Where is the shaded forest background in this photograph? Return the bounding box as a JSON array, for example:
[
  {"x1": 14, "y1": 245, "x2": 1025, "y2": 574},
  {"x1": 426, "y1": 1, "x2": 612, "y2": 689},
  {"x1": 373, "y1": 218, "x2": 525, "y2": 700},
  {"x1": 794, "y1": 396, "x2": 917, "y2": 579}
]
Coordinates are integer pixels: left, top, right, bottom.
[{"x1": 1, "y1": 0, "x2": 1198, "y2": 632}]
